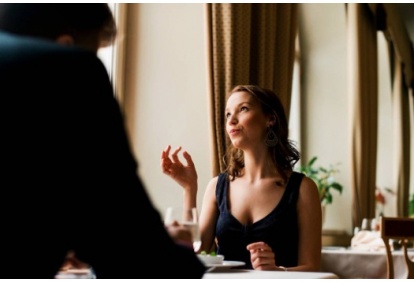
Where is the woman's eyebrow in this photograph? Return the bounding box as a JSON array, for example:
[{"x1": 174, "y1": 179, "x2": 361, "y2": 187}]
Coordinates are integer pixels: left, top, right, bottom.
[{"x1": 225, "y1": 101, "x2": 252, "y2": 112}]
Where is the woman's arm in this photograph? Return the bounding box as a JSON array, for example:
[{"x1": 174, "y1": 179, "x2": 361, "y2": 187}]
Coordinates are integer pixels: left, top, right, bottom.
[
  {"x1": 292, "y1": 176, "x2": 322, "y2": 271},
  {"x1": 160, "y1": 145, "x2": 220, "y2": 253},
  {"x1": 198, "y1": 177, "x2": 219, "y2": 253}
]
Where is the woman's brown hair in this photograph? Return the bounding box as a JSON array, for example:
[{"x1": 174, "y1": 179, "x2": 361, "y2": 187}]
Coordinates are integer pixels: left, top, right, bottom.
[{"x1": 223, "y1": 85, "x2": 300, "y2": 182}]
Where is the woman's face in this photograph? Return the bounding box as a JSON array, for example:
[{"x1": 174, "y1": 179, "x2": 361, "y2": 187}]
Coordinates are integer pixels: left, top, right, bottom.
[{"x1": 225, "y1": 91, "x2": 269, "y2": 149}]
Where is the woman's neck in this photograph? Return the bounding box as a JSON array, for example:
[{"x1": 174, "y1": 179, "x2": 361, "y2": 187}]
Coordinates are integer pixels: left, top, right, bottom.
[{"x1": 241, "y1": 147, "x2": 278, "y2": 182}]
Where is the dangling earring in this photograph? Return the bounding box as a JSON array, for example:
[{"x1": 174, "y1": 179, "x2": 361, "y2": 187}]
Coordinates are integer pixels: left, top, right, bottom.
[{"x1": 265, "y1": 127, "x2": 278, "y2": 147}]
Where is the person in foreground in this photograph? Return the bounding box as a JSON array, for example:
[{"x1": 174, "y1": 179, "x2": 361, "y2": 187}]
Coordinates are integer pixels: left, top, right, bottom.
[
  {"x1": 161, "y1": 85, "x2": 322, "y2": 271},
  {"x1": 0, "y1": 4, "x2": 205, "y2": 279}
]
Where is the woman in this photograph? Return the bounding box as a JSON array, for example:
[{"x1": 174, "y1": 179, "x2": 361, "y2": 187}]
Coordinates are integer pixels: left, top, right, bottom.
[{"x1": 161, "y1": 85, "x2": 321, "y2": 271}]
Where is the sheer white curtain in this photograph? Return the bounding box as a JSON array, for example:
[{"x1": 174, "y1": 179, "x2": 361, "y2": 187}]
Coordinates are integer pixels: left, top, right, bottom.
[
  {"x1": 98, "y1": 3, "x2": 116, "y2": 79},
  {"x1": 97, "y1": 3, "x2": 127, "y2": 107},
  {"x1": 289, "y1": 35, "x2": 301, "y2": 166}
]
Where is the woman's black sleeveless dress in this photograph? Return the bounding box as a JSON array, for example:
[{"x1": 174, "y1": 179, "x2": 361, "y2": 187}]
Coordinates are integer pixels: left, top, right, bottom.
[{"x1": 215, "y1": 171, "x2": 304, "y2": 269}]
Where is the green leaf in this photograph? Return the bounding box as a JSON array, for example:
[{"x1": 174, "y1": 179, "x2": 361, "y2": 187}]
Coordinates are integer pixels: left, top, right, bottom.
[
  {"x1": 409, "y1": 194, "x2": 414, "y2": 216},
  {"x1": 325, "y1": 194, "x2": 332, "y2": 204},
  {"x1": 308, "y1": 156, "x2": 318, "y2": 167},
  {"x1": 330, "y1": 182, "x2": 343, "y2": 193}
]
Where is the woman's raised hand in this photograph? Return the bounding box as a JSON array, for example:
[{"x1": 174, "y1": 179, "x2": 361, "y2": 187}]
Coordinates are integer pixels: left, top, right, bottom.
[{"x1": 161, "y1": 145, "x2": 198, "y2": 192}]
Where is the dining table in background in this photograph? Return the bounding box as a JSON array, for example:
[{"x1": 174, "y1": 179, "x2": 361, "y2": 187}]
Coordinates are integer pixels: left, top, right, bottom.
[{"x1": 321, "y1": 247, "x2": 414, "y2": 279}]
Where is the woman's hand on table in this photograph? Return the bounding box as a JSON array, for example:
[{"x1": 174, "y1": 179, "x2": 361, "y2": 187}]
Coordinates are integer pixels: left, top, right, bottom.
[{"x1": 247, "y1": 241, "x2": 279, "y2": 270}]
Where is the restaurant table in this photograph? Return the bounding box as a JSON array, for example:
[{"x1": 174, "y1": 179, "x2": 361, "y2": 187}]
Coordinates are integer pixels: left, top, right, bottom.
[
  {"x1": 321, "y1": 247, "x2": 414, "y2": 279},
  {"x1": 203, "y1": 269, "x2": 338, "y2": 279},
  {"x1": 55, "y1": 267, "x2": 338, "y2": 279}
]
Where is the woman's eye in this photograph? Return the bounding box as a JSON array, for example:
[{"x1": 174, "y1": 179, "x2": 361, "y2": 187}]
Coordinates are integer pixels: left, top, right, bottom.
[
  {"x1": 225, "y1": 112, "x2": 231, "y2": 119},
  {"x1": 241, "y1": 106, "x2": 248, "y2": 111}
]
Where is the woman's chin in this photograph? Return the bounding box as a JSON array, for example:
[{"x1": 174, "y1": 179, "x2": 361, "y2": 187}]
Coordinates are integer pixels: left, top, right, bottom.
[{"x1": 230, "y1": 139, "x2": 242, "y2": 148}]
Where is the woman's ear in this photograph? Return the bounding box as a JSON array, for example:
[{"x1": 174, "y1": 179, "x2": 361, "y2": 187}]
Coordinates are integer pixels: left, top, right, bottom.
[
  {"x1": 267, "y1": 115, "x2": 276, "y2": 127},
  {"x1": 55, "y1": 35, "x2": 74, "y2": 46}
]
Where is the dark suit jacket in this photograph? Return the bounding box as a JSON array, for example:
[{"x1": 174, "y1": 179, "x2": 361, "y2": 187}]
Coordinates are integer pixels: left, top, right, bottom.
[{"x1": 0, "y1": 31, "x2": 205, "y2": 279}]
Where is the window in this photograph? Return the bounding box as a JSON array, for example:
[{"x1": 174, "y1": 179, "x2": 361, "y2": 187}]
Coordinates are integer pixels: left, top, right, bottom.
[
  {"x1": 97, "y1": 3, "x2": 127, "y2": 104},
  {"x1": 289, "y1": 35, "x2": 301, "y2": 165}
]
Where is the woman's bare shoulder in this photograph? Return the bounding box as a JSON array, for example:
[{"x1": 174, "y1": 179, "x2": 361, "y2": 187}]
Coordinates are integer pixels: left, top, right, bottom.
[
  {"x1": 206, "y1": 175, "x2": 219, "y2": 190},
  {"x1": 203, "y1": 176, "x2": 219, "y2": 202},
  {"x1": 300, "y1": 175, "x2": 318, "y2": 190},
  {"x1": 298, "y1": 174, "x2": 320, "y2": 203}
]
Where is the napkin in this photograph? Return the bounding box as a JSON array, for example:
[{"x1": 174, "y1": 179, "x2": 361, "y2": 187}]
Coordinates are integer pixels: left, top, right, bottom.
[{"x1": 350, "y1": 230, "x2": 386, "y2": 251}]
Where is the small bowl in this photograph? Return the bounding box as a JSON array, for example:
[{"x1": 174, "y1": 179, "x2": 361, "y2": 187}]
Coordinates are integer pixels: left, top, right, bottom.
[{"x1": 197, "y1": 254, "x2": 224, "y2": 265}]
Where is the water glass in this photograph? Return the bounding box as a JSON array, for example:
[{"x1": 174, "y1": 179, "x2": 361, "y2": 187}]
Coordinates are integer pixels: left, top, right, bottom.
[
  {"x1": 361, "y1": 218, "x2": 370, "y2": 231},
  {"x1": 164, "y1": 206, "x2": 200, "y2": 252}
]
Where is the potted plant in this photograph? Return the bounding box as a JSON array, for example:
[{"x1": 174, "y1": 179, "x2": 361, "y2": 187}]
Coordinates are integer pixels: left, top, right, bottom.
[
  {"x1": 297, "y1": 156, "x2": 343, "y2": 225},
  {"x1": 297, "y1": 156, "x2": 343, "y2": 205},
  {"x1": 409, "y1": 193, "x2": 414, "y2": 218}
]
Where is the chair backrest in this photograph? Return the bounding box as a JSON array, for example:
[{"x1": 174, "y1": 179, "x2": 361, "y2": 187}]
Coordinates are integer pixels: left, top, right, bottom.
[{"x1": 380, "y1": 217, "x2": 414, "y2": 279}]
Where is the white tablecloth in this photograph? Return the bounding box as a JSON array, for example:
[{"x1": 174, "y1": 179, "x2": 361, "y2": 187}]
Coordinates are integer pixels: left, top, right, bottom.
[
  {"x1": 203, "y1": 269, "x2": 338, "y2": 279},
  {"x1": 321, "y1": 248, "x2": 414, "y2": 279},
  {"x1": 55, "y1": 267, "x2": 338, "y2": 279}
]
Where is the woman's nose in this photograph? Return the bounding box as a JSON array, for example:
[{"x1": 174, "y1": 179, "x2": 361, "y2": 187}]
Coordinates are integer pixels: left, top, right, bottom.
[{"x1": 227, "y1": 115, "x2": 237, "y2": 125}]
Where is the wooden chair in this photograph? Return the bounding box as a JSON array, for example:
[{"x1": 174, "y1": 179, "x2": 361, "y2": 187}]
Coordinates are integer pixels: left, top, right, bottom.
[{"x1": 380, "y1": 216, "x2": 414, "y2": 279}]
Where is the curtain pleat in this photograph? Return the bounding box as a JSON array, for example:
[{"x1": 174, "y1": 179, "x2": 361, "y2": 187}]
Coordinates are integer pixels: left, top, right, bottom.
[
  {"x1": 347, "y1": 3, "x2": 378, "y2": 228},
  {"x1": 391, "y1": 51, "x2": 411, "y2": 216},
  {"x1": 206, "y1": 3, "x2": 297, "y2": 175},
  {"x1": 383, "y1": 4, "x2": 413, "y2": 88}
]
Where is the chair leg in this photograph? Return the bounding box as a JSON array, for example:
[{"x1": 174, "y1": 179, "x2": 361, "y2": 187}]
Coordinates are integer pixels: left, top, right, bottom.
[
  {"x1": 402, "y1": 241, "x2": 414, "y2": 279},
  {"x1": 383, "y1": 238, "x2": 394, "y2": 279}
]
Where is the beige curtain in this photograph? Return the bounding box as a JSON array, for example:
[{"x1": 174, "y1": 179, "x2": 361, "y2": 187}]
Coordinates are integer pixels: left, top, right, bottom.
[
  {"x1": 347, "y1": 3, "x2": 378, "y2": 228},
  {"x1": 391, "y1": 50, "x2": 411, "y2": 217},
  {"x1": 382, "y1": 4, "x2": 413, "y2": 88},
  {"x1": 382, "y1": 4, "x2": 413, "y2": 217},
  {"x1": 206, "y1": 3, "x2": 297, "y2": 175},
  {"x1": 373, "y1": 3, "x2": 413, "y2": 217}
]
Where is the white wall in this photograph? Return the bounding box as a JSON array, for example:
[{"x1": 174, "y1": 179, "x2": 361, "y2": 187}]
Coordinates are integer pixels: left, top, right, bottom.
[
  {"x1": 123, "y1": 4, "x2": 210, "y2": 217},
  {"x1": 298, "y1": 4, "x2": 352, "y2": 233}
]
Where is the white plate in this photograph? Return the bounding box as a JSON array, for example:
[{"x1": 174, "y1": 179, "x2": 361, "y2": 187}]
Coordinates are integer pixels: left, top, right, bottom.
[
  {"x1": 205, "y1": 260, "x2": 245, "y2": 271},
  {"x1": 55, "y1": 269, "x2": 96, "y2": 279}
]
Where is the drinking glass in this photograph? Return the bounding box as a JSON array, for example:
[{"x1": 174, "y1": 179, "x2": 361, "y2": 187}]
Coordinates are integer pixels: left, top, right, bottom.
[
  {"x1": 164, "y1": 206, "x2": 201, "y2": 252},
  {"x1": 361, "y1": 218, "x2": 370, "y2": 231},
  {"x1": 370, "y1": 218, "x2": 378, "y2": 231}
]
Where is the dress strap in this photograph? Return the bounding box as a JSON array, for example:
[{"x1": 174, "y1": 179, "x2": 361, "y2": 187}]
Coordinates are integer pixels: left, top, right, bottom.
[
  {"x1": 284, "y1": 171, "x2": 304, "y2": 205},
  {"x1": 215, "y1": 173, "x2": 228, "y2": 213}
]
